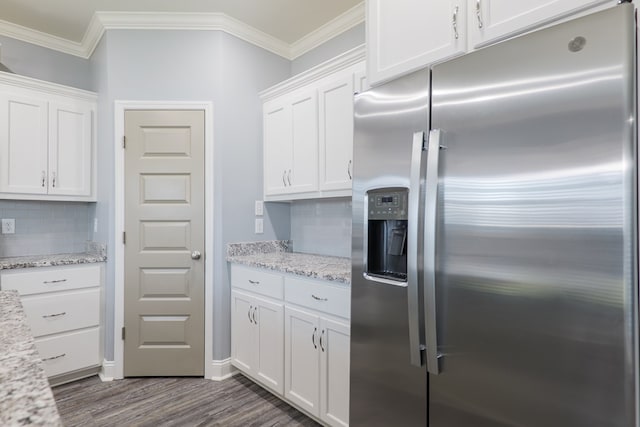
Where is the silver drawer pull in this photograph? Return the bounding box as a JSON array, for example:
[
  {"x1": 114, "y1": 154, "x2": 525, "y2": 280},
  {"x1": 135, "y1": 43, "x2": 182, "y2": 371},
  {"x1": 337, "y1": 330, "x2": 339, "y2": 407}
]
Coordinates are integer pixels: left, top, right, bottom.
[
  {"x1": 42, "y1": 312, "x2": 67, "y2": 318},
  {"x1": 248, "y1": 280, "x2": 260, "y2": 285},
  {"x1": 43, "y1": 353, "x2": 66, "y2": 361},
  {"x1": 311, "y1": 294, "x2": 328, "y2": 302},
  {"x1": 43, "y1": 279, "x2": 67, "y2": 284}
]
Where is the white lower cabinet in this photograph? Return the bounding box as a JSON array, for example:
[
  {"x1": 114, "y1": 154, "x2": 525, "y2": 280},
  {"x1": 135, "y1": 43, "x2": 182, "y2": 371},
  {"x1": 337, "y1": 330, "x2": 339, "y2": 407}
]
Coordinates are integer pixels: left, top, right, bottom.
[
  {"x1": 231, "y1": 289, "x2": 284, "y2": 395},
  {"x1": 0, "y1": 263, "x2": 103, "y2": 382},
  {"x1": 230, "y1": 264, "x2": 351, "y2": 427}
]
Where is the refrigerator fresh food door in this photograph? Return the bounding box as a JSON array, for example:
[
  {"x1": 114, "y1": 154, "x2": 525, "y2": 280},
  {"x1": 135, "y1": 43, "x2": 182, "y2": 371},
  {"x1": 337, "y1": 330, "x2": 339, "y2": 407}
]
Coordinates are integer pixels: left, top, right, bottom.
[
  {"x1": 351, "y1": 69, "x2": 430, "y2": 426},
  {"x1": 429, "y1": 4, "x2": 637, "y2": 427}
]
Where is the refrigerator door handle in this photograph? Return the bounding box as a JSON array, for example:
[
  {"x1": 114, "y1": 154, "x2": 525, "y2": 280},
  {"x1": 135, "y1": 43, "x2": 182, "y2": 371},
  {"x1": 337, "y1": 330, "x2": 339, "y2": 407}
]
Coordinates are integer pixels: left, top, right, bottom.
[
  {"x1": 408, "y1": 130, "x2": 426, "y2": 367},
  {"x1": 424, "y1": 129, "x2": 442, "y2": 375}
]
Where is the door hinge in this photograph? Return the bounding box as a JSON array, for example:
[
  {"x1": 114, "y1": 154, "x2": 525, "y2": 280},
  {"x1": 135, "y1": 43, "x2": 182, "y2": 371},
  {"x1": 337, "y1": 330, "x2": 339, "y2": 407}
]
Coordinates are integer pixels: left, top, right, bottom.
[
  {"x1": 122, "y1": 231, "x2": 126, "y2": 244},
  {"x1": 121, "y1": 327, "x2": 125, "y2": 340},
  {"x1": 122, "y1": 135, "x2": 126, "y2": 148}
]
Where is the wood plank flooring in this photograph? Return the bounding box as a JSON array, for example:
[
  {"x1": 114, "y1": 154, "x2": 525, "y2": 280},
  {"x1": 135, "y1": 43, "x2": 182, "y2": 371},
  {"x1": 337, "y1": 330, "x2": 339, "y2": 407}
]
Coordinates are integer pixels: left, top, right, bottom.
[{"x1": 52, "y1": 374, "x2": 320, "y2": 427}]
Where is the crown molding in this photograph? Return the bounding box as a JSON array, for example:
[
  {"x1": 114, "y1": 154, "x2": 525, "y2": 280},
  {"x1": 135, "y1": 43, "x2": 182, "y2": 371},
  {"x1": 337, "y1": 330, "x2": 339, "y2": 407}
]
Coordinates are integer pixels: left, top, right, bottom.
[
  {"x1": 290, "y1": 2, "x2": 364, "y2": 60},
  {"x1": 0, "y1": 3, "x2": 365, "y2": 61}
]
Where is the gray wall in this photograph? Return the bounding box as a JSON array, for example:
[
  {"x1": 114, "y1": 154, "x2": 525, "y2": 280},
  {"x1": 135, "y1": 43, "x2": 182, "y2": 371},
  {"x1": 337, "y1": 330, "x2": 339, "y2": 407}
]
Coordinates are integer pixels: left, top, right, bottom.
[
  {"x1": 290, "y1": 23, "x2": 365, "y2": 76},
  {"x1": 290, "y1": 199, "x2": 351, "y2": 258},
  {"x1": 0, "y1": 201, "x2": 92, "y2": 257},
  {"x1": 0, "y1": 35, "x2": 92, "y2": 90},
  {"x1": 91, "y1": 29, "x2": 291, "y2": 360}
]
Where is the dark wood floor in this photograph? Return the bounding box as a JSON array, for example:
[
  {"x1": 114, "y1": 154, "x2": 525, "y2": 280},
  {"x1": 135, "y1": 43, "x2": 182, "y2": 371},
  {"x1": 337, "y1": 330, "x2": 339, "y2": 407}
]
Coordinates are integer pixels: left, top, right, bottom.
[{"x1": 52, "y1": 374, "x2": 320, "y2": 427}]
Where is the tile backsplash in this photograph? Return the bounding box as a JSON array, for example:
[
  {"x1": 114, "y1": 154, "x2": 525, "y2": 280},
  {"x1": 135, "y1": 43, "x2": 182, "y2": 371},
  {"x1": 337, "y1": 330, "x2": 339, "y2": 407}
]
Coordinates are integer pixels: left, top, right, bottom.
[
  {"x1": 0, "y1": 201, "x2": 92, "y2": 257},
  {"x1": 290, "y1": 199, "x2": 352, "y2": 258}
]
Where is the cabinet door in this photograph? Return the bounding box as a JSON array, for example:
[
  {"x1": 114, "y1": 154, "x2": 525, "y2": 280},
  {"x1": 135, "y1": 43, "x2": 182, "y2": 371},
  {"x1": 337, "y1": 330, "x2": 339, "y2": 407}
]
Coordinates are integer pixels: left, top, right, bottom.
[
  {"x1": 289, "y1": 90, "x2": 319, "y2": 194},
  {"x1": 367, "y1": 0, "x2": 466, "y2": 86},
  {"x1": 354, "y1": 69, "x2": 370, "y2": 95},
  {"x1": 468, "y1": 0, "x2": 608, "y2": 48},
  {"x1": 0, "y1": 92, "x2": 48, "y2": 194},
  {"x1": 231, "y1": 291, "x2": 256, "y2": 374},
  {"x1": 254, "y1": 296, "x2": 284, "y2": 395},
  {"x1": 263, "y1": 101, "x2": 292, "y2": 196},
  {"x1": 318, "y1": 73, "x2": 354, "y2": 192},
  {"x1": 48, "y1": 101, "x2": 93, "y2": 196},
  {"x1": 284, "y1": 306, "x2": 321, "y2": 416},
  {"x1": 320, "y1": 318, "x2": 350, "y2": 427}
]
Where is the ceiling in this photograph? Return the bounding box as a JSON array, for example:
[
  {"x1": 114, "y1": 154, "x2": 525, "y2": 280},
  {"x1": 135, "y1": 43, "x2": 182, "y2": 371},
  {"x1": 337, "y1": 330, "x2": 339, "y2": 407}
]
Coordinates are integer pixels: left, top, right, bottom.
[{"x1": 0, "y1": 0, "x2": 363, "y2": 45}]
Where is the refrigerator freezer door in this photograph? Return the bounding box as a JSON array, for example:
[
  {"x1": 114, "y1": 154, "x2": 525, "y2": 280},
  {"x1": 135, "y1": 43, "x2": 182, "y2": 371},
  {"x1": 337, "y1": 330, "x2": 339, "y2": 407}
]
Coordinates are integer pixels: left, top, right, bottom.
[
  {"x1": 429, "y1": 4, "x2": 636, "y2": 427},
  {"x1": 351, "y1": 69, "x2": 430, "y2": 426}
]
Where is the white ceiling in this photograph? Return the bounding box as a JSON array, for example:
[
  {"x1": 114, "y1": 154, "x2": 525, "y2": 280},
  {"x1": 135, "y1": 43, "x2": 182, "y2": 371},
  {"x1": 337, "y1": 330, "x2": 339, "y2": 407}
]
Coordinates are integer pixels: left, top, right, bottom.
[{"x1": 0, "y1": 0, "x2": 363, "y2": 45}]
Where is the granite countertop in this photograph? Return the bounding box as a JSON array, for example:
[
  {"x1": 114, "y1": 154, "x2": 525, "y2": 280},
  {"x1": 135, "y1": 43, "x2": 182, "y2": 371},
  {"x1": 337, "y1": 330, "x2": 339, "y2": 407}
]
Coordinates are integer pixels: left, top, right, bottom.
[
  {"x1": 0, "y1": 251, "x2": 106, "y2": 270},
  {"x1": 226, "y1": 241, "x2": 351, "y2": 284},
  {"x1": 0, "y1": 290, "x2": 63, "y2": 426}
]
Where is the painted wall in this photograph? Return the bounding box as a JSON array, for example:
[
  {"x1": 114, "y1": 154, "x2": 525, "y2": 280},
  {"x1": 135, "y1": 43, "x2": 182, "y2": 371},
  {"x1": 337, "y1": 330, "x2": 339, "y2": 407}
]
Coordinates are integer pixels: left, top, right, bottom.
[
  {"x1": 91, "y1": 29, "x2": 291, "y2": 360},
  {"x1": 290, "y1": 199, "x2": 351, "y2": 258},
  {"x1": 290, "y1": 23, "x2": 365, "y2": 76},
  {"x1": 0, "y1": 35, "x2": 92, "y2": 90}
]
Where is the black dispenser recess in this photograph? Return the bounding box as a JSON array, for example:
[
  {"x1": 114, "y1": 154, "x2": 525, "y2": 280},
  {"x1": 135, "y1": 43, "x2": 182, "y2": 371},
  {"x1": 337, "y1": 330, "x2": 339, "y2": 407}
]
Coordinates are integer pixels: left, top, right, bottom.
[{"x1": 366, "y1": 188, "x2": 409, "y2": 282}]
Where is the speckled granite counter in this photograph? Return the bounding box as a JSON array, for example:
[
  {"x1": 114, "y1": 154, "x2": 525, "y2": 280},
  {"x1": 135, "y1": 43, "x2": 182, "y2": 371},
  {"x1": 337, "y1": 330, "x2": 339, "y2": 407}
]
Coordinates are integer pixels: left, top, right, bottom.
[
  {"x1": 0, "y1": 290, "x2": 62, "y2": 426},
  {"x1": 226, "y1": 241, "x2": 351, "y2": 284},
  {"x1": 0, "y1": 252, "x2": 106, "y2": 270}
]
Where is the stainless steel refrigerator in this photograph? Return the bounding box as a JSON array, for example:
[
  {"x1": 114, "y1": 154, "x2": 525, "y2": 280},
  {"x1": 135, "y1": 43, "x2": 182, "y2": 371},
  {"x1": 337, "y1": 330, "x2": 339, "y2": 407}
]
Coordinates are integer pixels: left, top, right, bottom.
[{"x1": 350, "y1": 4, "x2": 638, "y2": 426}]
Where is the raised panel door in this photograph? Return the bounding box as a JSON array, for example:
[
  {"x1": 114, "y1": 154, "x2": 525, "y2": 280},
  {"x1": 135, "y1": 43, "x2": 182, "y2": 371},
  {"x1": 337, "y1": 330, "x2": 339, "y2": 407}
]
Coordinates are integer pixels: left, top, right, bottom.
[
  {"x1": 289, "y1": 90, "x2": 318, "y2": 194},
  {"x1": 367, "y1": 0, "x2": 466, "y2": 86},
  {"x1": 48, "y1": 101, "x2": 93, "y2": 196},
  {"x1": 318, "y1": 73, "x2": 354, "y2": 192},
  {"x1": 254, "y1": 296, "x2": 284, "y2": 395},
  {"x1": 264, "y1": 101, "x2": 292, "y2": 196},
  {"x1": 0, "y1": 92, "x2": 48, "y2": 194},
  {"x1": 469, "y1": 0, "x2": 608, "y2": 48},
  {"x1": 320, "y1": 317, "x2": 350, "y2": 427},
  {"x1": 284, "y1": 306, "x2": 321, "y2": 416},
  {"x1": 231, "y1": 290, "x2": 256, "y2": 374}
]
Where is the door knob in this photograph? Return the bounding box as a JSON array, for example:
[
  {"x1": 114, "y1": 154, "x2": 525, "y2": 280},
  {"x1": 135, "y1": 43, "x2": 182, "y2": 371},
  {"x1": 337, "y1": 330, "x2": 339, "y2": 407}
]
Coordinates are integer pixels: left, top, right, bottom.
[{"x1": 191, "y1": 251, "x2": 202, "y2": 260}]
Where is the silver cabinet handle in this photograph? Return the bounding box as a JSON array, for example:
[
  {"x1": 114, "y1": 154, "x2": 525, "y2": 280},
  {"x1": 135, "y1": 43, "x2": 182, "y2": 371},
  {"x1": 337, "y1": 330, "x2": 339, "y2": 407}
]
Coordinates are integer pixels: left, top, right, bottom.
[
  {"x1": 476, "y1": 0, "x2": 483, "y2": 28},
  {"x1": 347, "y1": 160, "x2": 352, "y2": 180},
  {"x1": 41, "y1": 170, "x2": 46, "y2": 187},
  {"x1": 452, "y1": 6, "x2": 459, "y2": 40},
  {"x1": 43, "y1": 279, "x2": 67, "y2": 284},
  {"x1": 51, "y1": 171, "x2": 56, "y2": 188},
  {"x1": 248, "y1": 279, "x2": 260, "y2": 285},
  {"x1": 408, "y1": 131, "x2": 426, "y2": 367},
  {"x1": 252, "y1": 307, "x2": 258, "y2": 324},
  {"x1": 287, "y1": 169, "x2": 292, "y2": 186},
  {"x1": 43, "y1": 353, "x2": 66, "y2": 361},
  {"x1": 311, "y1": 294, "x2": 328, "y2": 302},
  {"x1": 248, "y1": 305, "x2": 253, "y2": 323},
  {"x1": 320, "y1": 329, "x2": 325, "y2": 352},
  {"x1": 191, "y1": 250, "x2": 202, "y2": 260},
  {"x1": 282, "y1": 170, "x2": 287, "y2": 186},
  {"x1": 312, "y1": 327, "x2": 317, "y2": 349},
  {"x1": 424, "y1": 129, "x2": 444, "y2": 375},
  {"x1": 42, "y1": 312, "x2": 66, "y2": 318}
]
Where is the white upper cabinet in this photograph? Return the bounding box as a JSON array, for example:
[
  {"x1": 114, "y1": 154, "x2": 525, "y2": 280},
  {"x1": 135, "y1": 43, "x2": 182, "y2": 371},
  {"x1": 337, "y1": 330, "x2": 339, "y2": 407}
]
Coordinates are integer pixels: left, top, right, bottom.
[
  {"x1": 290, "y1": 90, "x2": 319, "y2": 194},
  {"x1": 264, "y1": 101, "x2": 293, "y2": 196},
  {"x1": 367, "y1": 0, "x2": 466, "y2": 86},
  {"x1": 318, "y1": 71, "x2": 354, "y2": 192},
  {"x1": 0, "y1": 73, "x2": 96, "y2": 201},
  {"x1": 468, "y1": 0, "x2": 611, "y2": 48}
]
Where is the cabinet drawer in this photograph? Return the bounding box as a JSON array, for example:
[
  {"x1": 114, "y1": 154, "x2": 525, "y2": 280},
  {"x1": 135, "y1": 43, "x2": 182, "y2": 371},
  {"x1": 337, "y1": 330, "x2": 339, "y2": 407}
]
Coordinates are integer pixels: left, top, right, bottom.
[
  {"x1": 1, "y1": 264, "x2": 101, "y2": 296},
  {"x1": 22, "y1": 288, "x2": 100, "y2": 337},
  {"x1": 232, "y1": 265, "x2": 283, "y2": 299},
  {"x1": 285, "y1": 277, "x2": 350, "y2": 319},
  {"x1": 35, "y1": 327, "x2": 100, "y2": 378}
]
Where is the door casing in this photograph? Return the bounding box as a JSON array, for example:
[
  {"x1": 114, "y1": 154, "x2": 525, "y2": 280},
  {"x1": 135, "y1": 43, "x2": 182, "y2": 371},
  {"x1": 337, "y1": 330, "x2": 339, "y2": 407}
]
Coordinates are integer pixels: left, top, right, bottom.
[{"x1": 112, "y1": 101, "x2": 214, "y2": 380}]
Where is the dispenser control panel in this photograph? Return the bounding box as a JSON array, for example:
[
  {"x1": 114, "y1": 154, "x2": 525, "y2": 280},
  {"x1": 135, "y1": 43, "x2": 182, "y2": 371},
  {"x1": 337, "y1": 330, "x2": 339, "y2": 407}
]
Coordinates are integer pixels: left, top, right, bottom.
[{"x1": 367, "y1": 188, "x2": 408, "y2": 220}]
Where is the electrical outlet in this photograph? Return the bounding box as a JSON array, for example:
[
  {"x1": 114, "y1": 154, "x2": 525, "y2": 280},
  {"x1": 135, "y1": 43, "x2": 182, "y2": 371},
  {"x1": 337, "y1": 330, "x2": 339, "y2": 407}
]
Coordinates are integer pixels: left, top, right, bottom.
[
  {"x1": 255, "y1": 218, "x2": 264, "y2": 234},
  {"x1": 255, "y1": 200, "x2": 264, "y2": 216},
  {"x1": 94, "y1": 218, "x2": 98, "y2": 233},
  {"x1": 1, "y1": 218, "x2": 15, "y2": 234}
]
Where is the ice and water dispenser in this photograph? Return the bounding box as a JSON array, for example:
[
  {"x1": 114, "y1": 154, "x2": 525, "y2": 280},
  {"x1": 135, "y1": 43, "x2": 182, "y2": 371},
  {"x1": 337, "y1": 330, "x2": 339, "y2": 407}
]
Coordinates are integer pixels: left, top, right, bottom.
[{"x1": 366, "y1": 188, "x2": 409, "y2": 282}]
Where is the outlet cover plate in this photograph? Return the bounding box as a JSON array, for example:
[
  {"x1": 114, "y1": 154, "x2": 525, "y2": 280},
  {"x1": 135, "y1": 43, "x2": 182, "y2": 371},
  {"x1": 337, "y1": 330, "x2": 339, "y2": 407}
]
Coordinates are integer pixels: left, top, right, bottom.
[{"x1": 1, "y1": 218, "x2": 15, "y2": 234}]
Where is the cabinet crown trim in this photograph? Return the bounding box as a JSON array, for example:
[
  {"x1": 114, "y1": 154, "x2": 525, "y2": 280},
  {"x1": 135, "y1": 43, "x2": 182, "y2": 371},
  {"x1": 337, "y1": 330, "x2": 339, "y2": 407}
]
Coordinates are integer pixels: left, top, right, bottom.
[
  {"x1": 260, "y1": 44, "x2": 365, "y2": 102},
  {"x1": 0, "y1": 71, "x2": 97, "y2": 101}
]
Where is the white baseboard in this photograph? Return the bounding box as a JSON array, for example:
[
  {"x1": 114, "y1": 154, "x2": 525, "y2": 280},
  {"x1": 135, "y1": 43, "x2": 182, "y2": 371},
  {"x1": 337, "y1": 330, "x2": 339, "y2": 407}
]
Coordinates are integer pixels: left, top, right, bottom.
[
  {"x1": 98, "y1": 359, "x2": 116, "y2": 382},
  {"x1": 210, "y1": 358, "x2": 237, "y2": 381}
]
